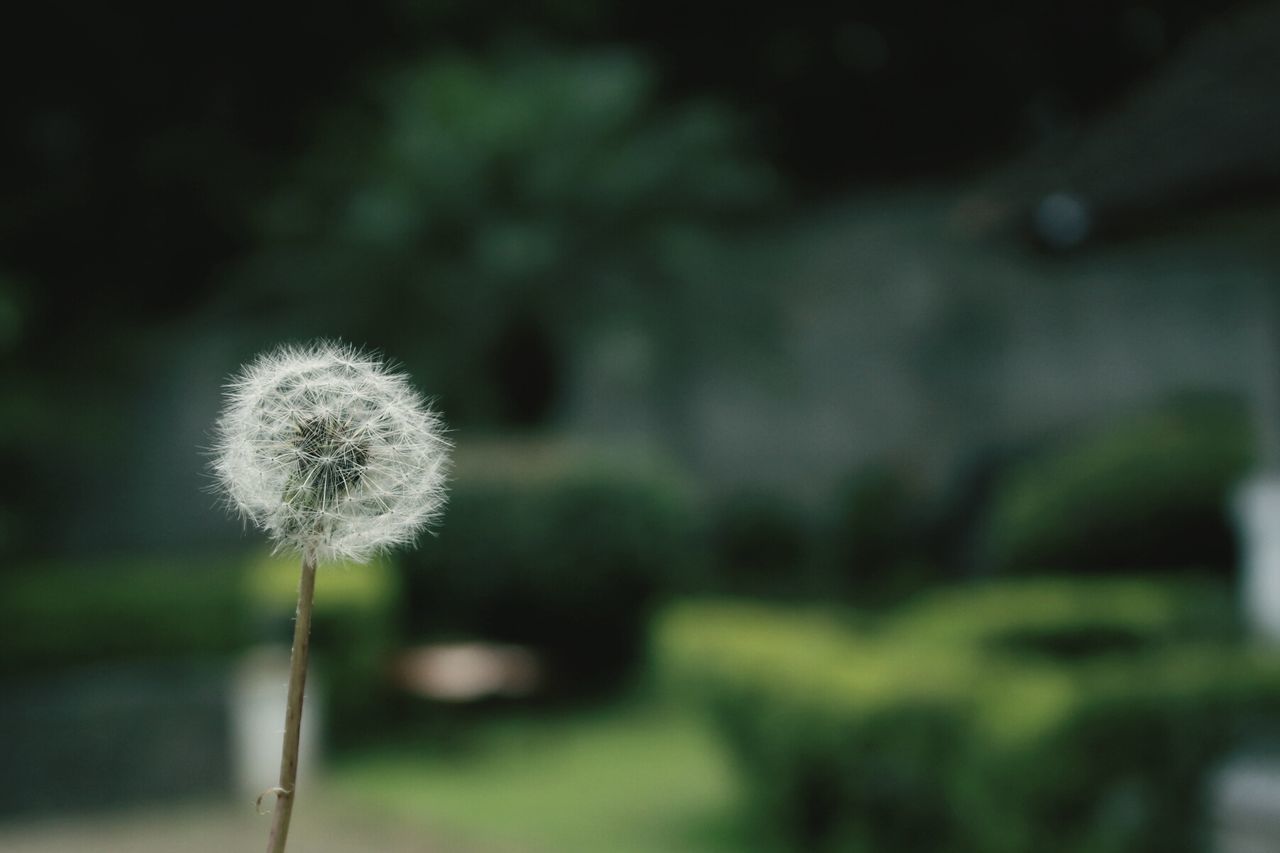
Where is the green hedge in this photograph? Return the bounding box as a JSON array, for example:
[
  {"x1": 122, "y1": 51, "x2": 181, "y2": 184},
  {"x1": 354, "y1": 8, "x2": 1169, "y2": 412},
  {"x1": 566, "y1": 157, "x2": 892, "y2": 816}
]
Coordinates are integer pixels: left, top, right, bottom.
[
  {"x1": 0, "y1": 555, "x2": 247, "y2": 673},
  {"x1": 887, "y1": 577, "x2": 1239, "y2": 651},
  {"x1": 657, "y1": 579, "x2": 1280, "y2": 853},
  {"x1": 0, "y1": 551, "x2": 396, "y2": 742},
  {"x1": 977, "y1": 396, "x2": 1253, "y2": 575},
  {"x1": 399, "y1": 448, "x2": 697, "y2": 693}
]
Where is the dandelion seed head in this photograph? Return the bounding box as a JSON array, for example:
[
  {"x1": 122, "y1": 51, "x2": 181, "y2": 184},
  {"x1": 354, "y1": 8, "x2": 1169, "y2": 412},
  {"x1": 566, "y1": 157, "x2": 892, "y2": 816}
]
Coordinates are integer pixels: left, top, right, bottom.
[{"x1": 212, "y1": 341, "x2": 450, "y2": 563}]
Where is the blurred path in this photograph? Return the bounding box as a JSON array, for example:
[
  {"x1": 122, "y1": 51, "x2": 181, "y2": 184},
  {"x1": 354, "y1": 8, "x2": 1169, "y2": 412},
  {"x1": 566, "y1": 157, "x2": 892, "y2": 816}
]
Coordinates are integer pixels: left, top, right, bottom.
[{"x1": 0, "y1": 795, "x2": 495, "y2": 853}]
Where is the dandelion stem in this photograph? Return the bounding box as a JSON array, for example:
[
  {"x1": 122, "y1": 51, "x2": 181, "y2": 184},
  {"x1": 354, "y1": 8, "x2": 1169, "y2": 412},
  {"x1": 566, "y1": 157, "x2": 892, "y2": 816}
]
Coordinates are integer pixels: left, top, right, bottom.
[{"x1": 265, "y1": 547, "x2": 318, "y2": 853}]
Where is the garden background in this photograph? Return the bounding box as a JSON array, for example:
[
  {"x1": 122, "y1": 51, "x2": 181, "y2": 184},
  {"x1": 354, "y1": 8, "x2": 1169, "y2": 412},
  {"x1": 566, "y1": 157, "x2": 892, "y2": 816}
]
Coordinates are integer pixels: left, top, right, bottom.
[{"x1": 4, "y1": 1, "x2": 1280, "y2": 851}]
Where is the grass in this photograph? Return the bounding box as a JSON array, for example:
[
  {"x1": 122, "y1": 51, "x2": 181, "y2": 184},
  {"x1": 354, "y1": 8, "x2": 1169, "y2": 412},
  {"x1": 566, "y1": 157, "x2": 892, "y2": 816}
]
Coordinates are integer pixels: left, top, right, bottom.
[{"x1": 326, "y1": 697, "x2": 775, "y2": 853}]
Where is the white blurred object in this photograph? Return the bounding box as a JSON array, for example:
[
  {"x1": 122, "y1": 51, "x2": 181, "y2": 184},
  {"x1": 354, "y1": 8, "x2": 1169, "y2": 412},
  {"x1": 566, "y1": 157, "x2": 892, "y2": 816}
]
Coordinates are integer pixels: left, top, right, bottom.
[
  {"x1": 1235, "y1": 475, "x2": 1280, "y2": 642},
  {"x1": 1211, "y1": 753, "x2": 1280, "y2": 853},
  {"x1": 229, "y1": 646, "x2": 323, "y2": 802},
  {"x1": 394, "y1": 642, "x2": 541, "y2": 701}
]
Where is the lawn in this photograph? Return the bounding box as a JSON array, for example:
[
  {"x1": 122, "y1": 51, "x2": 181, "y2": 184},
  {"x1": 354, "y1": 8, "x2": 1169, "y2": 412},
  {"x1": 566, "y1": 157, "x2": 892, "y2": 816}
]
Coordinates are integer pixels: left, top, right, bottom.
[{"x1": 327, "y1": 698, "x2": 774, "y2": 853}]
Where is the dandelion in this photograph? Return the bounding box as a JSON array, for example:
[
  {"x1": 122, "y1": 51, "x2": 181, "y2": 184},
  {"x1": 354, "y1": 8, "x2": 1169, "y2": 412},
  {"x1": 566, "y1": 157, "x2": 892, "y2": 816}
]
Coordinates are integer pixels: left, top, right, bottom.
[
  {"x1": 212, "y1": 341, "x2": 449, "y2": 853},
  {"x1": 213, "y1": 341, "x2": 449, "y2": 563}
]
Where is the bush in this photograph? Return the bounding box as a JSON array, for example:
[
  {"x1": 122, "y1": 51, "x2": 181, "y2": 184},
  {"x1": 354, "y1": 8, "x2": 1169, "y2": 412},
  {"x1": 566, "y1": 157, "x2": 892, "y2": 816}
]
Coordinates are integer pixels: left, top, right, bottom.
[
  {"x1": 0, "y1": 551, "x2": 397, "y2": 742},
  {"x1": 657, "y1": 578, "x2": 1280, "y2": 853},
  {"x1": 822, "y1": 463, "x2": 930, "y2": 601},
  {"x1": 707, "y1": 490, "x2": 814, "y2": 595},
  {"x1": 400, "y1": 446, "x2": 697, "y2": 693},
  {"x1": 887, "y1": 577, "x2": 1239, "y2": 651},
  {"x1": 977, "y1": 395, "x2": 1254, "y2": 576},
  {"x1": 707, "y1": 466, "x2": 928, "y2": 603},
  {"x1": 0, "y1": 555, "x2": 247, "y2": 675}
]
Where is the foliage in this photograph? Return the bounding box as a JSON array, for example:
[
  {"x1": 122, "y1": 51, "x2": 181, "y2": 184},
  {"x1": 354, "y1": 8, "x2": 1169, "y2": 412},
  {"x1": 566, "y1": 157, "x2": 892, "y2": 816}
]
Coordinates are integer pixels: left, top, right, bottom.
[
  {"x1": 657, "y1": 578, "x2": 1280, "y2": 853},
  {"x1": 0, "y1": 552, "x2": 397, "y2": 742},
  {"x1": 707, "y1": 491, "x2": 814, "y2": 596},
  {"x1": 887, "y1": 576, "x2": 1239, "y2": 649},
  {"x1": 706, "y1": 466, "x2": 931, "y2": 603},
  {"x1": 977, "y1": 395, "x2": 1254, "y2": 575},
  {"x1": 235, "y1": 49, "x2": 776, "y2": 426},
  {"x1": 2, "y1": 42, "x2": 775, "y2": 557},
  {"x1": 399, "y1": 444, "x2": 698, "y2": 693},
  {"x1": 4, "y1": 1, "x2": 1258, "y2": 561},
  {"x1": 0, "y1": 555, "x2": 247, "y2": 674},
  {"x1": 822, "y1": 463, "x2": 928, "y2": 600}
]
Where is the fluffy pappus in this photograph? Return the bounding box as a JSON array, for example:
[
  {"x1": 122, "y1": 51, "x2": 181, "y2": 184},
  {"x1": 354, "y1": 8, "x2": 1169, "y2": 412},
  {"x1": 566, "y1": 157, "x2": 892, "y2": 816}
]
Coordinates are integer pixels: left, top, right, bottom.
[{"x1": 212, "y1": 341, "x2": 450, "y2": 563}]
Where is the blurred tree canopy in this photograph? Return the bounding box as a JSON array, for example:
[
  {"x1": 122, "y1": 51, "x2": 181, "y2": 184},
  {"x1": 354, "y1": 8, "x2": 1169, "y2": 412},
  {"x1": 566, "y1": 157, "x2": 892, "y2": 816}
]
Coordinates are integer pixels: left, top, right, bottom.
[
  {"x1": 221, "y1": 49, "x2": 776, "y2": 425},
  {"x1": 1, "y1": 0, "x2": 1249, "y2": 348},
  {"x1": 0, "y1": 0, "x2": 1259, "y2": 557}
]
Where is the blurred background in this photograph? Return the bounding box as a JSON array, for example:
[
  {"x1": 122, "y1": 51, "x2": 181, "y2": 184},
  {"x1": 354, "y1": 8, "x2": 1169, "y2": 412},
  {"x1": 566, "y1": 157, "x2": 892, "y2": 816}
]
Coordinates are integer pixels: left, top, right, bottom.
[{"x1": 4, "y1": 1, "x2": 1280, "y2": 851}]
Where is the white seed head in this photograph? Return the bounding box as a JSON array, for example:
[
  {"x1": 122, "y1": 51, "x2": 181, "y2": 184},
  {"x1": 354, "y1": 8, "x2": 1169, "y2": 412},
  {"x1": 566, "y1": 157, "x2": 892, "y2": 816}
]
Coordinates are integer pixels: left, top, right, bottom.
[{"x1": 212, "y1": 341, "x2": 450, "y2": 563}]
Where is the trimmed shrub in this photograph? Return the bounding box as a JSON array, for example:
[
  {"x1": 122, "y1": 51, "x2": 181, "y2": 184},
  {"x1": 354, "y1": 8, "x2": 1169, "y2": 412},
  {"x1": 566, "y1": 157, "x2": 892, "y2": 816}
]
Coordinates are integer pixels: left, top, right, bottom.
[
  {"x1": 0, "y1": 551, "x2": 397, "y2": 742},
  {"x1": 400, "y1": 448, "x2": 697, "y2": 693},
  {"x1": 0, "y1": 555, "x2": 247, "y2": 675},
  {"x1": 657, "y1": 579, "x2": 1280, "y2": 853},
  {"x1": 977, "y1": 396, "x2": 1254, "y2": 576},
  {"x1": 887, "y1": 576, "x2": 1239, "y2": 651}
]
